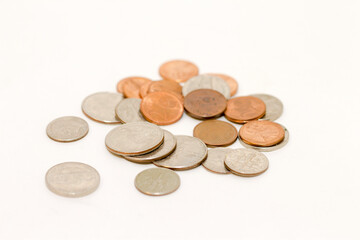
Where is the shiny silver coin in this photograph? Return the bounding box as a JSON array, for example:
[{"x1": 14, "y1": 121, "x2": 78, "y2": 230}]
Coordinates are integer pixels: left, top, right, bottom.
[
  {"x1": 182, "y1": 75, "x2": 231, "y2": 99},
  {"x1": 115, "y1": 98, "x2": 146, "y2": 123},
  {"x1": 105, "y1": 122, "x2": 164, "y2": 156},
  {"x1": 45, "y1": 162, "x2": 100, "y2": 198},
  {"x1": 251, "y1": 94, "x2": 283, "y2": 121},
  {"x1": 134, "y1": 168, "x2": 180, "y2": 196},
  {"x1": 202, "y1": 148, "x2": 233, "y2": 174},
  {"x1": 153, "y1": 135, "x2": 208, "y2": 171},
  {"x1": 82, "y1": 92, "x2": 124, "y2": 123},
  {"x1": 46, "y1": 116, "x2": 89, "y2": 142}
]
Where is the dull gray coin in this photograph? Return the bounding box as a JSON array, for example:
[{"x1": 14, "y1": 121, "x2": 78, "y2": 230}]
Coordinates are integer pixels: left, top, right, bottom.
[
  {"x1": 46, "y1": 116, "x2": 89, "y2": 142},
  {"x1": 82, "y1": 92, "x2": 124, "y2": 123},
  {"x1": 105, "y1": 122, "x2": 164, "y2": 156},
  {"x1": 45, "y1": 162, "x2": 100, "y2": 198},
  {"x1": 153, "y1": 135, "x2": 208, "y2": 170},
  {"x1": 182, "y1": 75, "x2": 231, "y2": 99},
  {"x1": 251, "y1": 94, "x2": 283, "y2": 121},
  {"x1": 202, "y1": 148, "x2": 233, "y2": 174},
  {"x1": 115, "y1": 98, "x2": 146, "y2": 123}
]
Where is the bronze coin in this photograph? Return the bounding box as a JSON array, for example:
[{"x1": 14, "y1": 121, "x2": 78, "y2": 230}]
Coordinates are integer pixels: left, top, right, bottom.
[
  {"x1": 193, "y1": 120, "x2": 238, "y2": 147},
  {"x1": 205, "y1": 73, "x2": 238, "y2": 96},
  {"x1": 139, "y1": 81, "x2": 152, "y2": 99},
  {"x1": 116, "y1": 79, "x2": 126, "y2": 93},
  {"x1": 239, "y1": 120, "x2": 285, "y2": 147},
  {"x1": 184, "y1": 89, "x2": 227, "y2": 119},
  {"x1": 120, "y1": 76, "x2": 152, "y2": 98},
  {"x1": 224, "y1": 96, "x2": 266, "y2": 124},
  {"x1": 148, "y1": 80, "x2": 182, "y2": 95},
  {"x1": 159, "y1": 60, "x2": 199, "y2": 83}
]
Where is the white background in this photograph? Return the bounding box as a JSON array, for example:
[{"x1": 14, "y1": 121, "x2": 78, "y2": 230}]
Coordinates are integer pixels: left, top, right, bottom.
[{"x1": 1, "y1": 0, "x2": 359, "y2": 239}]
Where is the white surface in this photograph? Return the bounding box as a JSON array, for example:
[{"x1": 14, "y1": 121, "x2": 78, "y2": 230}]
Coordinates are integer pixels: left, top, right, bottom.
[{"x1": 0, "y1": 1, "x2": 359, "y2": 239}]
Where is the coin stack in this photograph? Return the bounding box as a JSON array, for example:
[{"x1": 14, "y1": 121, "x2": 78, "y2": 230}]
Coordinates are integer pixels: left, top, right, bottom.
[{"x1": 45, "y1": 59, "x2": 289, "y2": 197}]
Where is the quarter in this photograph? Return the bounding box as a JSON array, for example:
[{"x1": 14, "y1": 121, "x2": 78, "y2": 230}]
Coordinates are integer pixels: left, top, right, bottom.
[
  {"x1": 205, "y1": 73, "x2": 238, "y2": 96},
  {"x1": 46, "y1": 116, "x2": 89, "y2": 142},
  {"x1": 182, "y1": 75, "x2": 231, "y2": 99},
  {"x1": 202, "y1": 148, "x2": 233, "y2": 174},
  {"x1": 250, "y1": 94, "x2": 283, "y2": 121},
  {"x1": 115, "y1": 98, "x2": 146, "y2": 123}
]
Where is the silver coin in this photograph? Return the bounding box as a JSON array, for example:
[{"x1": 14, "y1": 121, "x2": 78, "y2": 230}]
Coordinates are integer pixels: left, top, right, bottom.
[
  {"x1": 105, "y1": 122, "x2": 164, "y2": 155},
  {"x1": 202, "y1": 148, "x2": 233, "y2": 174},
  {"x1": 115, "y1": 98, "x2": 146, "y2": 123},
  {"x1": 153, "y1": 135, "x2": 208, "y2": 171},
  {"x1": 45, "y1": 162, "x2": 100, "y2": 198},
  {"x1": 251, "y1": 94, "x2": 283, "y2": 121},
  {"x1": 182, "y1": 75, "x2": 231, "y2": 99},
  {"x1": 134, "y1": 168, "x2": 180, "y2": 196},
  {"x1": 224, "y1": 148, "x2": 269, "y2": 177},
  {"x1": 46, "y1": 116, "x2": 89, "y2": 142},
  {"x1": 82, "y1": 92, "x2": 124, "y2": 123}
]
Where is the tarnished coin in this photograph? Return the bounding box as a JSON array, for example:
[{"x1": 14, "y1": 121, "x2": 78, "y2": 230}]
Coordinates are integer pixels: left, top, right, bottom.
[
  {"x1": 134, "y1": 168, "x2": 180, "y2": 196},
  {"x1": 182, "y1": 75, "x2": 231, "y2": 99},
  {"x1": 148, "y1": 80, "x2": 182, "y2": 95},
  {"x1": 46, "y1": 116, "x2": 89, "y2": 142},
  {"x1": 205, "y1": 73, "x2": 238, "y2": 96},
  {"x1": 82, "y1": 92, "x2": 124, "y2": 124},
  {"x1": 202, "y1": 148, "x2": 233, "y2": 174},
  {"x1": 224, "y1": 148, "x2": 269, "y2": 177},
  {"x1": 120, "y1": 76, "x2": 152, "y2": 98},
  {"x1": 115, "y1": 98, "x2": 146, "y2": 123},
  {"x1": 45, "y1": 162, "x2": 100, "y2": 198},
  {"x1": 105, "y1": 122, "x2": 164, "y2": 155},
  {"x1": 159, "y1": 60, "x2": 199, "y2": 83},
  {"x1": 250, "y1": 94, "x2": 283, "y2": 121},
  {"x1": 224, "y1": 96, "x2": 266, "y2": 124},
  {"x1": 153, "y1": 135, "x2": 208, "y2": 171}
]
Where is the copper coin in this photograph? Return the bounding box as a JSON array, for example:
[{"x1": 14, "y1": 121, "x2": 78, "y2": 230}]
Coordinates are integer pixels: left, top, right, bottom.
[
  {"x1": 120, "y1": 76, "x2": 151, "y2": 98},
  {"x1": 239, "y1": 120, "x2": 285, "y2": 147},
  {"x1": 184, "y1": 89, "x2": 227, "y2": 119},
  {"x1": 224, "y1": 96, "x2": 266, "y2": 124},
  {"x1": 139, "y1": 81, "x2": 152, "y2": 99},
  {"x1": 140, "y1": 92, "x2": 184, "y2": 125},
  {"x1": 205, "y1": 73, "x2": 238, "y2": 96},
  {"x1": 148, "y1": 80, "x2": 182, "y2": 95},
  {"x1": 116, "y1": 79, "x2": 126, "y2": 93},
  {"x1": 159, "y1": 60, "x2": 199, "y2": 83},
  {"x1": 193, "y1": 120, "x2": 238, "y2": 147}
]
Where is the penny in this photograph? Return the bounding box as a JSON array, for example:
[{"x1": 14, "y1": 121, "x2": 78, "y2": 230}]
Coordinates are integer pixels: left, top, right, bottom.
[
  {"x1": 140, "y1": 92, "x2": 184, "y2": 125},
  {"x1": 182, "y1": 75, "x2": 231, "y2": 99},
  {"x1": 224, "y1": 96, "x2": 266, "y2": 124},
  {"x1": 82, "y1": 92, "x2": 124, "y2": 124},
  {"x1": 105, "y1": 122, "x2": 164, "y2": 155},
  {"x1": 224, "y1": 148, "x2": 269, "y2": 177},
  {"x1": 115, "y1": 98, "x2": 146, "y2": 123},
  {"x1": 46, "y1": 116, "x2": 89, "y2": 142},
  {"x1": 134, "y1": 168, "x2": 180, "y2": 196},
  {"x1": 45, "y1": 162, "x2": 100, "y2": 198},
  {"x1": 205, "y1": 73, "x2": 238, "y2": 96},
  {"x1": 139, "y1": 81, "x2": 152, "y2": 98},
  {"x1": 159, "y1": 60, "x2": 199, "y2": 83},
  {"x1": 202, "y1": 148, "x2": 233, "y2": 174},
  {"x1": 250, "y1": 94, "x2": 283, "y2": 121},
  {"x1": 116, "y1": 79, "x2": 127, "y2": 93},
  {"x1": 153, "y1": 135, "x2": 208, "y2": 171},
  {"x1": 239, "y1": 120, "x2": 285, "y2": 147},
  {"x1": 121, "y1": 76, "x2": 152, "y2": 98},
  {"x1": 148, "y1": 80, "x2": 182, "y2": 95},
  {"x1": 193, "y1": 120, "x2": 238, "y2": 147},
  {"x1": 184, "y1": 89, "x2": 227, "y2": 119}
]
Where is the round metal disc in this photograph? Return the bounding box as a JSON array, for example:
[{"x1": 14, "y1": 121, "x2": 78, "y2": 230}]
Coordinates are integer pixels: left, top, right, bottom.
[
  {"x1": 251, "y1": 94, "x2": 283, "y2": 121},
  {"x1": 202, "y1": 148, "x2": 233, "y2": 174},
  {"x1": 46, "y1": 116, "x2": 89, "y2": 142},
  {"x1": 115, "y1": 98, "x2": 146, "y2": 123},
  {"x1": 182, "y1": 75, "x2": 231, "y2": 99}
]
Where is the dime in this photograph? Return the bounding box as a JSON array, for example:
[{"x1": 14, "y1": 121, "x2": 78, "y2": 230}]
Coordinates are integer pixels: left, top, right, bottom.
[
  {"x1": 202, "y1": 148, "x2": 233, "y2": 174},
  {"x1": 115, "y1": 98, "x2": 146, "y2": 123},
  {"x1": 121, "y1": 76, "x2": 152, "y2": 98},
  {"x1": 153, "y1": 135, "x2": 208, "y2": 170},
  {"x1": 105, "y1": 122, "x2": 164, "y2": 155},
  {"x1": 46, "y1": 116, "x2": 89, "y2": 142},
  {"x1": 182, "y1": 75, "x2": 231, "y2": 99},
  {"x1": 224, "y1": 148, "x2": 269, "y2": 177},
  {"x1": 148, "y1": 80, "x2": 182, "y2": 95},
  {"x1": 193, "y1": 120, "x2": 238, "y2": 147},
  {"x1": 134, "y1": 168, "x2": 180, "y2": 196},
  {"x1": 224, "y1": 96, "x2": 266, "y2": 124},
  {"x1": 82, "y1": 92, "x2": 124, "y2": 124},
  {"x1": 159, "y1": 60, "x2": 199, "y2": 83},
  {"x1": 205, "y1": 73, "x2": 238, "y2": 96},
  {"x1": 139, "y1": 81, "x2": 152, "y2": 98},
  {"x1": 45, "y1": 162, "x2": 100, "y2": 198},
  {"x1": 250, "y1": 94, "x2": 283, "y2": 121}
]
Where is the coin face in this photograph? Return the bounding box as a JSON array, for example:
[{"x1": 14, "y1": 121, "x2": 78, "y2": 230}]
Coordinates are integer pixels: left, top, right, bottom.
[
  {"x1": 45, "y1": 162, "x2": 100, "y2": 198},
  {"x1": 134, "y1": 168, "x2": 180, "y2": 196},
  {"x1": 193, "y1": 120, "x2": 238, "y2": 147},
  {"x1": 224, "y1": 148, "x2": 269, "y2": 177},
  {"x1": 105, "y1": 122, "x2": 164, "y2": 155},
  {"x1": 46, "y1": 116, "x2": 89, "y2": 142},
  {"x1": 202, "y1": 148, "x2": 233, "y2": 174},
  {"x1": 121, "y1": 76, "x2": 152, "y2": 98},
  {"x1": 184, "y1": 89, "x2": 227, "y2": 119},
  {"x1": 159, "y1": 60, "x2": 199, "y2": 83},
  {"x1": 251, "y1": 94, "x2": 283, "y2": 121},
  {"x1": 115, "y1": 98, "x2": 146, "y2": 123},
  {"x1": 224, "y1": 96, "x2": 266, "y2": 124},
  {"x1": 182, "y1": 75, "x2": 231, "y2": 99},
  {"x1": 205, "y1": 73, "x2": 238, "y2": 96},
  {"x1": 148, "y1": 80, "x2": 182, "y2": 95},
  {"x1": 82, "y1": 92, "x2": 124, "y2": 124},
  {"x1": 153, "y1": 135, "x2": 208, "y2": 170}
]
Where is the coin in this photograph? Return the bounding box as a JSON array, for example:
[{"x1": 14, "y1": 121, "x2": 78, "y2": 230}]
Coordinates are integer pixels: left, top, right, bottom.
[
  {"x1": 134, "y1": 168, "x2": 180, "y2": 196},
  {"x1": 139, "y1": 81, "x2": 152, "y2": 98},
  {"x1": 153, "y1": 135, "x2": 208, "y2": 170},
  {"x1": 105, "y1": 122, "x2": 164, "y2": 155},
  {"x1": 224, "y1": 96, "x2": 266, "y2": 124},
  {"x1": 250, "y1": 94, "x2": 283, "y2": 121},
  {"x1": 148, "y1": 80, "x2": 182, "y2": 95},
  {"x1": 159, "y1": 60, "x2": 199, "y2": 83},
  {"x1": 121, "y1": 76, "x2": 152, "y2": 98},
  {"x1": 182, "y1": 75, "x2": 231, "y2": 99},
  {"x1": 46, "y1": 116, "x2": 89, "y2": 142},
  {"x1": 45, "y1": 162, "x2": 100, "y2": 198},
  {"x1": 115, "y1": 98, "x2": 146, "y2": 123},
  {"x1": 140, "y1": 92, "x2": 184, "y2": 125},
  {"x1": 202, "y1": 148, "x2": 233, "y2": 174},
  {"x1": 116, "y1": 78, "x2": 127, "y2": 93},
  {"x1": 82, "y1": 92, "x2": 124, "y2": 124},
  {"x1": 205, "y1": 73, "x2": 238, "y2": 96},
  {"x1": 193, "y1": 120, "x2": 238, "y2": 147},
  {"x1": 184, "y1": 89, "x2": 227, "y2": 119},
  {"x1": 224, "y1": 148, "x2": 269, "y2": 177}
]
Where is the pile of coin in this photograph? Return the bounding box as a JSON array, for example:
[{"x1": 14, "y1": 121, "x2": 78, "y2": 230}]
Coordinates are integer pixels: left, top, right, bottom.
[{"x1": 45, "y1": 59, "x2": 289, "y2": 197}]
